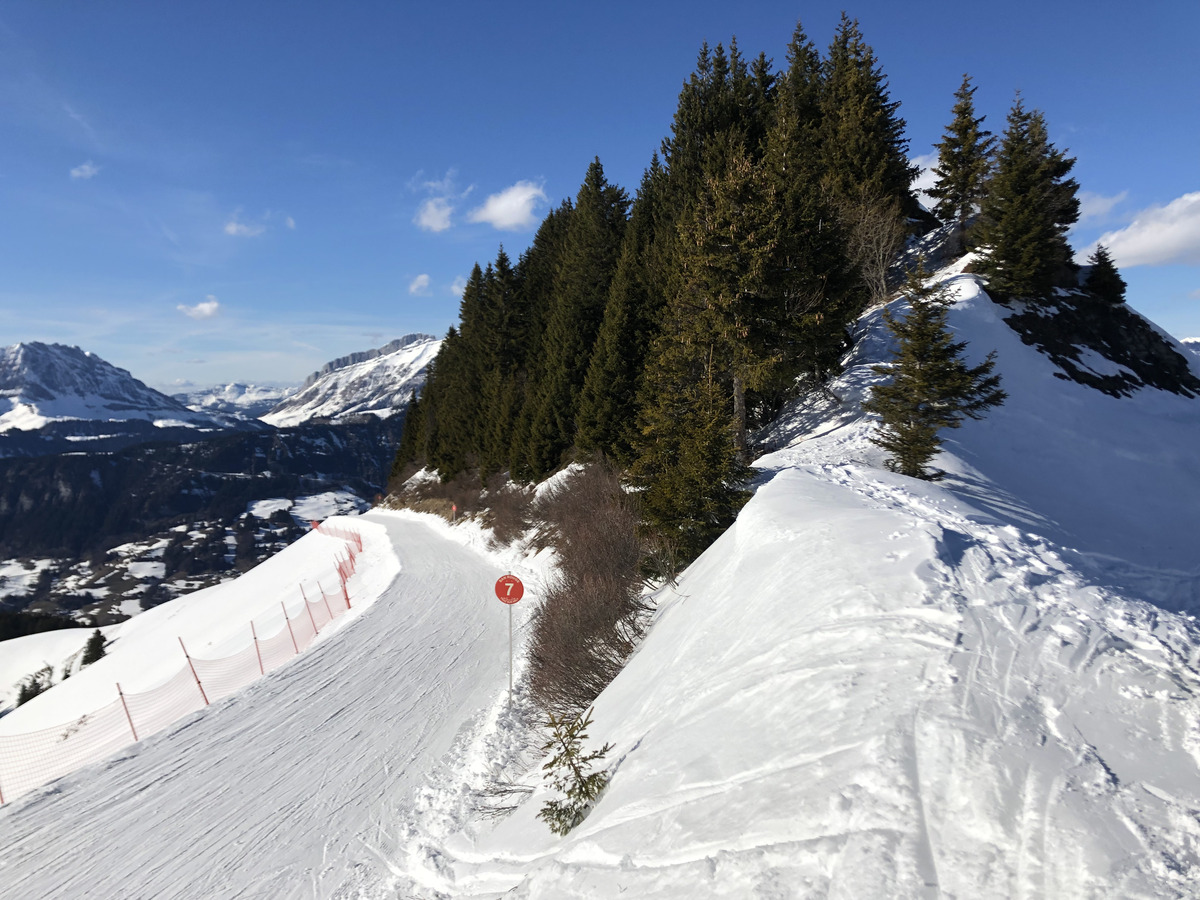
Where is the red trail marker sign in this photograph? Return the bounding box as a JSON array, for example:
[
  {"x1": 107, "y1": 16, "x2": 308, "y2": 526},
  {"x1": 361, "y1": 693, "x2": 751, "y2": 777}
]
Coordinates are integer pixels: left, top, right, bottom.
[
  {"x1": 495, "y1": 574, "x2": 524, "y2": 604},
  {"x1": 495, "y1": 575, "x2": 524, "y2": 706}
]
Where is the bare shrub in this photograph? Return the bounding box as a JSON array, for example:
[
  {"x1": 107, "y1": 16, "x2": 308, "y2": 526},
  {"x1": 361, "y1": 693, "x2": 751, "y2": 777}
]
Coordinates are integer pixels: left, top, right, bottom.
[
  {"x1": 528, "y1": 459, "x2": 649, "y2": 717},
  {"x1": 834, "y1": 191, "x2": 907, "y2": 308},
  {"x1": 483, "y1": 473, "x2": 535, "y2": 546}
]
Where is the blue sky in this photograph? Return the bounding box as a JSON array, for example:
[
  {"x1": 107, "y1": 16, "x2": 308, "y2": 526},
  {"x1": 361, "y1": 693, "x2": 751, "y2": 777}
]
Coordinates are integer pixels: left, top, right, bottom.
[{"x1": 1, "y1": 0, "x2": 1196, "y2": 391}]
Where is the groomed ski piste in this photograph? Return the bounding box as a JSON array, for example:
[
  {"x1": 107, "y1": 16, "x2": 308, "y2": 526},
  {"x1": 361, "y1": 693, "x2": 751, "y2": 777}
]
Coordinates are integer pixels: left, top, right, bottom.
[{"x1": 2, "y1": 265, "x2": 1200, "y2": 898}]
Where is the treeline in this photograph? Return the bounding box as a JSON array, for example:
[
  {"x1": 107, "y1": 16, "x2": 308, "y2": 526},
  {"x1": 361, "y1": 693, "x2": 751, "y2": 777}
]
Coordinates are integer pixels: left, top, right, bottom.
[{"x1": 396, "y1": 14, "x2": 1095, "y2": 566}]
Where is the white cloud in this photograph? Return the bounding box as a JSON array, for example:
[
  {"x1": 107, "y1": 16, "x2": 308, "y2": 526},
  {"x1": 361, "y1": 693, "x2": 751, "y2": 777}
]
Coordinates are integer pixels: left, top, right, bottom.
[
  {"x1": 285, "y1": 216, "x2": 296, "y2": 230},
  {"x1": 909, "y1": 152, "x2": 938, "y2": 207},
  {"x1": 224, "y1": 217, "x2": 266, "y2": 237},
  {"x1": 467, "y1": 180, "x2": 547, "y2": 231},
  {"x1": 70, "y1": 160, "x2": 99, "y2": 180},
  {"x1": 1084, "y1": 192, "x2": 1200, "y2": 267},
  {"x1": 1077, "y1": 190, "x2": 1128, "y2": 224},
  {"x1": 415, "y1": 197, "x2": 453, "y2": 233},
  {"x1": 178, "y1": 296, "x2": 221, "y2": 319},
  {"x1": 224, "y1": 218, "x2": 265, "y2": 237},
  {"x1": 450, "y1": 276, "x2": 467, "y2": 297},
  {"x1": 408, "y1": 274, "x2": 431, "y2": 296}
]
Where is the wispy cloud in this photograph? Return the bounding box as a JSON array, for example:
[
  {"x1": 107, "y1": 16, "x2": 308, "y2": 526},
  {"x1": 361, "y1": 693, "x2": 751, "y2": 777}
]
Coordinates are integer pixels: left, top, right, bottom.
[
  {"x1": 1083, "y1": 191, "x2": 1200, "y2": 267},
  {"x1": 70, "y1": 160, "x2": 100, "y2": 180},
  {"x1": 224, "y1": 215, "x2": 265, "y2": 237},
  {"x1": 285, "y1": 216, "x2": 296, "y2": 230},
  {"x1": 450, "y1": 276, "x2": 467, "y2": 297},
  {"x1": 408, "y1": 274, "x2": 431, "y2": 296},
  {"x1": 415, "y1": 197, "x2": 453, "y2": 233},
  {"x1": 411, "y1": 168, "x2": 472, "y2": 233},
  {"x1": 1077, "y1": 190, "x2": 1128, "y2": 224},
  {"x1": 467, "y1": 180, "x2": 547, "y2": 231},
  {"x1": 178, "y1": 295, "x2": 221, "y2": 319}
]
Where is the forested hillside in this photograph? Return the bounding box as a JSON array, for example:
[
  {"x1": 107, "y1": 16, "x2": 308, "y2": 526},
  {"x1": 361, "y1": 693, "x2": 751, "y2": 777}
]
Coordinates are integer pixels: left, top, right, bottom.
[{"x1": 395, "y1": 14, "x2": 1100, "y2": 569}]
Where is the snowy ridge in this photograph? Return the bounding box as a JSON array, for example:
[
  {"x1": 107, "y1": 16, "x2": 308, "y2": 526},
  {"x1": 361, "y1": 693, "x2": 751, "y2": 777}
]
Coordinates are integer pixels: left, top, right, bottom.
[
  {"x1": 260, "y1": 334, "x2": 440, "y2": 427},
  {"x1": 173, "y1": 382, "x2": 297, "y2": 419},
  {"x1": 0, "y1": 342, "x2": 231, "y2": 433}
]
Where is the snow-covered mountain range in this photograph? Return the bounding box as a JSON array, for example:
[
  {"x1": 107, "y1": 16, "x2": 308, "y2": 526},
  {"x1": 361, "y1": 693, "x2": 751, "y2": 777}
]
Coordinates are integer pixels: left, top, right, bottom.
[
  {"x1": 0, "y1": 342, "x2": 235, "y2": 434},
  {"x1": 260, "y1": 333, "x2": 440, "y2": 427},
  {"x1": 4, "y1": 275, "x2": 1200, "y2": 897},
  {"x1": 173, "y1": 382, "x2": 297, "y2": 420}
]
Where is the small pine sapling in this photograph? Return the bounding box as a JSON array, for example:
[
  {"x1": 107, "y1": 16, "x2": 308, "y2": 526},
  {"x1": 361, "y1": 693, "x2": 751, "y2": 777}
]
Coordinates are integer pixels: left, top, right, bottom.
[
  {"x1": 864, "y1": 261, "x2": 1007, "y2": 480},
  {"x1": 81, "y1": 629, "x2": 106, "y2": 666},
  {"x1": 537, "y1": 707, "x2": 613, "y2": 836},
  {"x1": 1084, "y1": 244, "x2": 1126, "y2": 304}
]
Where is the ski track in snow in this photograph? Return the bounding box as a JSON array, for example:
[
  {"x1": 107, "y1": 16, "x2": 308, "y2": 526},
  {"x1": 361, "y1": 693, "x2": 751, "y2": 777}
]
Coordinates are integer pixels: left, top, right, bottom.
[{"x1": 0, "y1": 511, "x2": 528, "y2": 899}]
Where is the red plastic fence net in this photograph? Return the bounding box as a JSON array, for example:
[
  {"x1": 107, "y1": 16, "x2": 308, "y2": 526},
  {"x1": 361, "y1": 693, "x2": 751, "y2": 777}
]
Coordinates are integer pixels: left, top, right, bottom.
[{"x1": 0, "y1": 526, "x2": 366, "y2": 806}]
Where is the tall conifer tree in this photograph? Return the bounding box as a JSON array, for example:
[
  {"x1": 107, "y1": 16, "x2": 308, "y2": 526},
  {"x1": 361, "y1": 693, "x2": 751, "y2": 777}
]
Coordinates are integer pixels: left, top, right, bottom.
[
  {"x1": 927, "y1": 74, "x2": 995, "y2": 241},
  {"x1": 524, "y1": 159, "x2": 629, "y2": 477},
  {"x1": 977, "y1": 96, "x2": 1080, "y2": 302},
  {"x1": 819, "y1": 14, "x2": 919, "y2": 217},
  {"x1": 577, "y1": 159, "x2": 669, "y2": 461}
]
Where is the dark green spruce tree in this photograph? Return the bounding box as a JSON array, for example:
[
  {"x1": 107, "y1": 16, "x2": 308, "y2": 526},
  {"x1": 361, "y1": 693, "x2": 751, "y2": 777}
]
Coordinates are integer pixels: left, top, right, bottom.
[
  {"x1": 509, "y1": 200, "x2": 574, "y2": 479},
  {"x1": 819, "y1": 14, "x2": 919, "y2": 217},
  {"x1": 863, "y1": 263, "x2": 1007, "y2": 479},
  {"x1": 524, "y1": 159, "x2": 629, "y2": 477},
  {"x1": 630, "y1": 144, "x2": 775, "y2": 563},
  {"x1": 927, "y1": 74, "x2": 995, "y2": 245},
  {"x1": 81, "y1": 629, "x2": 106, "y2": 666},
  {"x1": 576, "y1": 158, "x2": 669, "y2": 461},
  {"x1": 1084, "y1": 244, "x2": 1127, "y2": 304},
  {"x1": 977, "y1": 95, "x2": 1080, "y2": 302},
  {"x1": 759, "y1": 19, "x2": 860, "y2": 397}
]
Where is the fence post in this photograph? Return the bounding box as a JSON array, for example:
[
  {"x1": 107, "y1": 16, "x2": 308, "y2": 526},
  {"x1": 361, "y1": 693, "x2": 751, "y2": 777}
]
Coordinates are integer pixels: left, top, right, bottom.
[
  {"x1": 342, "y1": 580, "x2": 352, "y2": 610},
  {"x1": 302, "y1": 587, "x2": 318, "y2": 634},
  {"x1": 281, "y1": 601, "x2": 299, "y2": 654},
  {"x1": 317, "y1": 581, "x2": 335, "y2": 620},
  {"x1": 117, "y1": 683, "x2": 139, "y2": 741},
  {"x1": 0, "y1": 771, "x2": 5, "y2": 805},
  {"x1": 251, "y1": 622, "x2": 264, "y2": 675},
  {"x1": 178, "y1": 638, "x2": 209, "y2": 706}
]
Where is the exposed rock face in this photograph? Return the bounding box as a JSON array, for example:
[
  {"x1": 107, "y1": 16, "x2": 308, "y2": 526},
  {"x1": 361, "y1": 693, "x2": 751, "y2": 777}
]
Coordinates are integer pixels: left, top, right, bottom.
[{"x1": 261, "y1": 334, "x2": 440, "y2": 428}]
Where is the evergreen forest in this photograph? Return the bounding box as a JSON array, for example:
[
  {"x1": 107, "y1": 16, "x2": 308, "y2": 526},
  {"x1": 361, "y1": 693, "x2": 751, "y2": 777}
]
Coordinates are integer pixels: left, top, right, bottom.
[{"x1": 393, "y1": 14, "x2": 1097, "y2": 569}]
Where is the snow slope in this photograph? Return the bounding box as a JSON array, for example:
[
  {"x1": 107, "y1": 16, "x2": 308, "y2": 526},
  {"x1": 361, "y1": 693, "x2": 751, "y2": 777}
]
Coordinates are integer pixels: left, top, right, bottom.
[
  {"x1": 3, "y1": 272, "x2": 1200, "y2": 898},
  {"x1": 0, "y1": 510, "x2": 539, "y2": 897},
  {"x1": 391, "y1": 275, "x2": 1200, "y2": 897},
  {"x1": 261, "y1": 334, "x2": 440, "y2": 427}
]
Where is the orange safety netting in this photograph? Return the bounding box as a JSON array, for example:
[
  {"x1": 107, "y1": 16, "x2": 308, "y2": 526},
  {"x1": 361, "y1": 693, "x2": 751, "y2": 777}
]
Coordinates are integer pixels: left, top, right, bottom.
[{"x1": 0, "y1": 525, "x2": 364, "y2": 806}]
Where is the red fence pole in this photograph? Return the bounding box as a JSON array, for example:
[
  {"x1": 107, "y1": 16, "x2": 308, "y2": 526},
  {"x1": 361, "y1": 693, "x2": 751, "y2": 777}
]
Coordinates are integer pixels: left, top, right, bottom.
[
  {"x1": 117, "y1": 683, "x2": 139, "y2": 741},
  {"x1": 302, "y1": 587, "x2": 318, "y2": 634},
  {"x1": 178, "y1": 638, "x2": 209, "y2": 706},
  {"x1": 317, "y1": 582, "x2": 334, "y2": 620},
  {"x1": 251, "y1": 622, "x2": 264, "y2": 675},
  {"x1": 282, "y1": 602, "x2": 299, "y2": 654}
]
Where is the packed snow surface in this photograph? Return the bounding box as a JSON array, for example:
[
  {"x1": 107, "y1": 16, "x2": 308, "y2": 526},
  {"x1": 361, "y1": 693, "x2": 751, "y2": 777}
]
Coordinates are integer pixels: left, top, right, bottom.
[{"x1": 3, "y1": 272, "x2": 1200, "y2": 898}]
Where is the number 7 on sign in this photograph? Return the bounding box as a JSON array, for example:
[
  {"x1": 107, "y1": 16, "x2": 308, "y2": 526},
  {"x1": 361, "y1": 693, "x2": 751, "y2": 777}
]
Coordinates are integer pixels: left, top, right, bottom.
[{"x1": 495, "y1": 575, "x2": 523, "y2": 604}]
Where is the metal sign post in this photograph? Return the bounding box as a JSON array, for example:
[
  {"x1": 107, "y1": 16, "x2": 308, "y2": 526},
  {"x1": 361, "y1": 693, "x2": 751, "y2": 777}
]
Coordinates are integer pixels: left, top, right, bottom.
[{"x1": 495, "y1": 575, "x2": 524, "y2": 708}]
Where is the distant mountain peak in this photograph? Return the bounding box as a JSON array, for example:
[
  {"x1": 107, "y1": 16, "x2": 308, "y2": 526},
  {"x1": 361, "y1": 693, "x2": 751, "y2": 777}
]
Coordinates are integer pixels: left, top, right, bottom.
[
  {"x1": 300, "y1": 333, "x2": 438, "y2": 389},
  {"x1": 261, "y1": 335, "x2": 441, "y2": 428}
]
